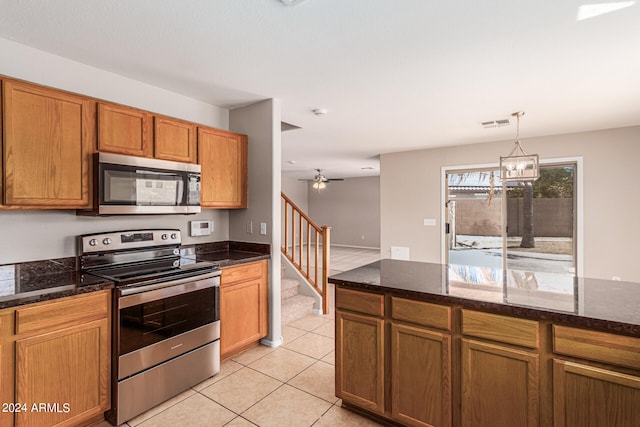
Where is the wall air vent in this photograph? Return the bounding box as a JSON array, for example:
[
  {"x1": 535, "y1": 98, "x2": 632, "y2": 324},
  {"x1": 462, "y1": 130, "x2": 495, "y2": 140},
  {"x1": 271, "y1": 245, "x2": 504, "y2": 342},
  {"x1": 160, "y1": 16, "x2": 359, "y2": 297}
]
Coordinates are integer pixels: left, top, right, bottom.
[{"x1": 281, "y1": 121, "x2": 302, "y2": 132}]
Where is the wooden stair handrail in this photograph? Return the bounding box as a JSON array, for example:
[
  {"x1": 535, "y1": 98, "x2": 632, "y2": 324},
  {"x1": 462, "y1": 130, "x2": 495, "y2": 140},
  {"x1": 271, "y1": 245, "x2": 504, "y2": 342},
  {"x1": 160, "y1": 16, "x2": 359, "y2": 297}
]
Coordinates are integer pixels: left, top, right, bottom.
[{"x1": 281, "y1": 192, "x2": 331, "y2": 314}]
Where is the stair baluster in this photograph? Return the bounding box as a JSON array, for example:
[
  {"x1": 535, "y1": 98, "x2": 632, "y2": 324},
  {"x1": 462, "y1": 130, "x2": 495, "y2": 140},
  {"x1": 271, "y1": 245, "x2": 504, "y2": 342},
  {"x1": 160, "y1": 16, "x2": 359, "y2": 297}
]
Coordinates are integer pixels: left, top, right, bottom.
[{"x1": 281, "y1": 192, "x2": 331, "y2": 314}]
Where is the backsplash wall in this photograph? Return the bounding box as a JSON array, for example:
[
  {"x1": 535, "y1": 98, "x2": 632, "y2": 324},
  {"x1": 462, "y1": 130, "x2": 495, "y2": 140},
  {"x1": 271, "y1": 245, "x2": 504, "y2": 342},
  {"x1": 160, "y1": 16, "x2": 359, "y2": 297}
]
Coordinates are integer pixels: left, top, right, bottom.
[{"x1": 0, "y1": 210, "x2": 229, "y2": 264}]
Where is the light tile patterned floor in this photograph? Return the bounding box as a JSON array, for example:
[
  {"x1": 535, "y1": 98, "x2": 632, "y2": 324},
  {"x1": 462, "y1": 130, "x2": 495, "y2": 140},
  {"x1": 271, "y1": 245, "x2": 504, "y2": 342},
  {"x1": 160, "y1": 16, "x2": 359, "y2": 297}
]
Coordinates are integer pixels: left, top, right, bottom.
[
  {"x1": 97, "y1": 247, "x2": 382, "y2": 427},
  {"x1": 99, "y1": 313, "x2": 383, "y2": 427}
]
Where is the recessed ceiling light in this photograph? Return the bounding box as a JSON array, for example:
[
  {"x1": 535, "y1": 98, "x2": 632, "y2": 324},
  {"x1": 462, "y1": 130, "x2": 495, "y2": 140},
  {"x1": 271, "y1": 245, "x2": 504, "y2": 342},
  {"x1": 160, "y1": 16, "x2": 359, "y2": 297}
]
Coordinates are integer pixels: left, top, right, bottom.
[
  {"x1": 288, "y1": 160, "x2": 296, "y2": 165},
  {"x1": 361, "y1": 167, "x2": 375, "y2": 170},
  {"x1": 312, "y1": 108, "x2": 327, "y2": 116},
  {"x1": 577, "y1": 2, "x2": 635, "y2": 21}
]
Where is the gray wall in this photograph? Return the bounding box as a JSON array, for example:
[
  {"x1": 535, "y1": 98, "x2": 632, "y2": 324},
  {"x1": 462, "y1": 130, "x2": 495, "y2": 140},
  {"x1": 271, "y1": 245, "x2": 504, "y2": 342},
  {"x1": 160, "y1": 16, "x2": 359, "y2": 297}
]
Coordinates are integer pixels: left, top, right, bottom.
[
  {"x1": 229, "y1": 99, "x2": 282, "y2": 346},
  {"x1": 281, "y1": 176, "x2": 308, "y2": 213},
  {"x1": 0, "y1": 38, "x2": 230, "y2": 264},
  {"x1": 381, "y1": 126, "x2": 640, "y2": 282},
  {"x1": 308, "y1": 176, "x2": 380, "y2": 248}
]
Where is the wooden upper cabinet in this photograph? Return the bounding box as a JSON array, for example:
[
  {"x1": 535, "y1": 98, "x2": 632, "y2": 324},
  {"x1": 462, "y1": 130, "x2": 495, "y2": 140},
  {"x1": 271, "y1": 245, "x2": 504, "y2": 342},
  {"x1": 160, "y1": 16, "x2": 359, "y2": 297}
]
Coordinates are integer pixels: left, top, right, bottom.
[
  {"x1": 2, "y1": 80, "x2": 94, "y2": 208},
  {"x1": 154, "y1": 116, "x2": 197, "y2": 163},
  {"x1": 198, "y1": 127, "x2": 248, "y2": 209},
  {"x1": 98, "y1": 102, "x2": 152, "y2": 157}
]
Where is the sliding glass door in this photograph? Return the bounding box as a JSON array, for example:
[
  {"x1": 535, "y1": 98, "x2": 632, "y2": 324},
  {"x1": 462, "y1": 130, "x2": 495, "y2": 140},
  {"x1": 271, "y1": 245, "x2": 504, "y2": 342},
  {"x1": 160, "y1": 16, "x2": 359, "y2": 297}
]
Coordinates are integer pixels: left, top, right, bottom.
[{"x1": 445, "y1": 162, "x2": 577, "y2": 308}]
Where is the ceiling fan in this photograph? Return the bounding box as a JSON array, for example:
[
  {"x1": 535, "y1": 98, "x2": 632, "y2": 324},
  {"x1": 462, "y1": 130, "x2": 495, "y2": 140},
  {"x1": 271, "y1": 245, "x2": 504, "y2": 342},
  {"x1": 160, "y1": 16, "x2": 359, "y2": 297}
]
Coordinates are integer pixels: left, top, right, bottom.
[{"x1": 300, "y1": 169, "x2": 344, "y2": 190}]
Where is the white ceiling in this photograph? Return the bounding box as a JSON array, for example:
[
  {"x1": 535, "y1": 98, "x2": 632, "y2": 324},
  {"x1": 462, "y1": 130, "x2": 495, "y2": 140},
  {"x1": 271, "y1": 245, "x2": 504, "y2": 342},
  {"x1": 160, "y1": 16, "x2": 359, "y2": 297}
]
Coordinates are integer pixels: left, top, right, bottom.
[{"x1": 1, "y1": 0, "x2": 639, "y2": 180}]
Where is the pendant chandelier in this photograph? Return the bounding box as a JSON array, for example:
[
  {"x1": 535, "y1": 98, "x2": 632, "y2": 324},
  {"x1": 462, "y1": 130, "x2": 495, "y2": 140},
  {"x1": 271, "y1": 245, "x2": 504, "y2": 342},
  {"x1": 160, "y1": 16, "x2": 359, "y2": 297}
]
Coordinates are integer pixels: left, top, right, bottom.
[{"x1": 499, "y1": 112, "x2": 539, "y2": 181}]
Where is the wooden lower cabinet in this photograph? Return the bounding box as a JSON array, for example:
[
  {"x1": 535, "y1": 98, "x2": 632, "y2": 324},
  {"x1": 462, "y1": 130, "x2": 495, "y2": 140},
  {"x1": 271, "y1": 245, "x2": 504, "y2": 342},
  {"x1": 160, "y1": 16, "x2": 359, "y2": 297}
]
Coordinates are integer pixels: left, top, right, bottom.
[
  {"x1": 0, "y1": 290, "x2": 110, "y2": 427},
  {"x1": 553, "y1": 360, "x2": 640, "y2": 427},
  {"x1": 461, "y1": 339, "x2": 539, "y2": 427},
  {"x1": 335, "y1": 310, "x2": 385, "y2": 415},
  {"x1": 220, "y1": 260, "x2": 268, "y2": 359},
  {"x1": 335, "y1": 287, "x2": 640, "y2": 427},
  {"x1": 391, "y1": 323, "x2": 451, "y2": 427},
  {"x1": 15, "y1": 319, "x2": 109, "y2": 427}
]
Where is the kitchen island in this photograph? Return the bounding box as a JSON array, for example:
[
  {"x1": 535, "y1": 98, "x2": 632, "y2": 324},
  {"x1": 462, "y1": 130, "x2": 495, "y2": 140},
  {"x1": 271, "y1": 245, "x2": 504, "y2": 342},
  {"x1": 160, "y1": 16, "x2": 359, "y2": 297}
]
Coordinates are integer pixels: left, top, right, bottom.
[{"x1": 329, "y1": 259, "x2": 640, "y2": 427}]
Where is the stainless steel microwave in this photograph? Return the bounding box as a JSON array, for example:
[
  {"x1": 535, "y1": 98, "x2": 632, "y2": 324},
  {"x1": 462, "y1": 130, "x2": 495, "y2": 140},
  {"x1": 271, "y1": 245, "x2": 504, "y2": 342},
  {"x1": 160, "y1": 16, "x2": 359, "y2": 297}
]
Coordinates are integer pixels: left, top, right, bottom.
[{"x1": 85, "y1": 153, "x2": 201, "y2": 215}]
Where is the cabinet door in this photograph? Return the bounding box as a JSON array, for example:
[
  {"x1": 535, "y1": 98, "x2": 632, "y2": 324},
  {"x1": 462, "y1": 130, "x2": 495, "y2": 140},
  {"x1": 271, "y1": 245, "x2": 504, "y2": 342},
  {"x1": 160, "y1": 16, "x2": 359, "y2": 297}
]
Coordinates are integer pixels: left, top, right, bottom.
[
  {"x1": 3, "y1": 80, "x2": 94, "y2": 207},
  {"x1": 553, "y1": 359, "x2": 640, "y2": 427},
  {"x1": 461, "y1": 339, "x2": 539, "y2": 427},
  {"x1": 15, "y1": 318, "x2": 110, "y2": 427},
  {"x1": 198, "y1": 127, "x2": 247, "y2": 208},
  {"x1": 154, "y1": 116, "x2": 197, "y2": 163},
  {"x1": 336, "y1": 310, "x2": 385, "y2": 415},
  {"x1": 0, "y1": 311, "x2": 14, "y2": 427},
  {"x1": 220, "y1": 278, "x2": 266, "y2": 359},
  {"x1": 98, "y1": 102, "x2": 152, "y2": 157},
  {"x1": 391, "y1": 323, "x2": 451, "y2": 427}
]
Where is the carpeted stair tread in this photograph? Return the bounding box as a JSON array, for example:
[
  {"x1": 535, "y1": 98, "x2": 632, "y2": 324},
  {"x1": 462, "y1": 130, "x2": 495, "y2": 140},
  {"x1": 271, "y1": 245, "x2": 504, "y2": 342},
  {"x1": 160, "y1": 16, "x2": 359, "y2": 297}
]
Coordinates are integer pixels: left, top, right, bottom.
[
  {"x1": 281, "y1": 278, "x2": 301, "y2": 300},
  {"x1": 281, "y1": 294, "x2": 315, "y2": 326}
]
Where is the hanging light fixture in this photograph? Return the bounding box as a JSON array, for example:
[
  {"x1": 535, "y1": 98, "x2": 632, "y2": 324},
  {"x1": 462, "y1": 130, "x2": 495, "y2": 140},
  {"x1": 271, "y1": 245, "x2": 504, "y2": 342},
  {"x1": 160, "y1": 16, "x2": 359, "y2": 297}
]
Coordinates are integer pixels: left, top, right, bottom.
[{"x1": 499, "y1": 111, "x2": 539, "y2": 181}]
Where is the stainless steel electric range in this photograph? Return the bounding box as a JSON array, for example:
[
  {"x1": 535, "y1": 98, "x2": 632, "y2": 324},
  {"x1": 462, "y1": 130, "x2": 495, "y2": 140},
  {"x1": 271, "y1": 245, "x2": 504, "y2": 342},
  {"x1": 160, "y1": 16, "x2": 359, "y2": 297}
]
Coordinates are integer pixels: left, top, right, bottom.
[{"x1": 79, "y1": 229, "x2": 220, "y2": 426}]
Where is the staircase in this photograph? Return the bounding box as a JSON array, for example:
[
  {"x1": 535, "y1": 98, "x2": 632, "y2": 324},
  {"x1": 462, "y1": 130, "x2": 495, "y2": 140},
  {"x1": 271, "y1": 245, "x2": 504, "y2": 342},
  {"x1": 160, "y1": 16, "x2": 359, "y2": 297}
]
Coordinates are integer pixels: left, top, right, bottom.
[
  {"x1": 281, "y1": 276, "x2": 315, "y2": 325},
  {"x1": 281, "y1": 192, "x2": 331, "y2": 319}
]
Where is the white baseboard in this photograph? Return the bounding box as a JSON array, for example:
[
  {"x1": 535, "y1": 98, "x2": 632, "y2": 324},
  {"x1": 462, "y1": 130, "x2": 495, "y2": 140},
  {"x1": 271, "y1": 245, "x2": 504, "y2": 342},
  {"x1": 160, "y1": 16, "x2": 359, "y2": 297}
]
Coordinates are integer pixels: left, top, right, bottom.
[
  {"x1": 260, "y1": 336, "x2": 283, "y2": 348},
  {"x1": 331, "y1": 243, "x2": 381, "y2": 250}
]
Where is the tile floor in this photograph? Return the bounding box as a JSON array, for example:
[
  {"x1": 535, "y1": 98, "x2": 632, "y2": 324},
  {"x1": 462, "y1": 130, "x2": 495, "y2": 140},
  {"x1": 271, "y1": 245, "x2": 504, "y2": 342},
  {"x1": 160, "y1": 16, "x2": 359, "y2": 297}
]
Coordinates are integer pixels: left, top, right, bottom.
[{"x1": 98, "y1": 312, "x2": 382, "y2": 427}]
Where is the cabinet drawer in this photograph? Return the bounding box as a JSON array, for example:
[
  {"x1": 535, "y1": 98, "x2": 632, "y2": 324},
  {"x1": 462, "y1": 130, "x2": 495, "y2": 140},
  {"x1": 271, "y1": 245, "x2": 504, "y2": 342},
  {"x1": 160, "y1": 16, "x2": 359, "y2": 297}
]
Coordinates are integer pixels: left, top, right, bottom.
[
  {"x1": 462, "y1": 309, "x2": 539, "y2": 349},
  {"x1": 15, "y1": 291, "x2": 109, "y2": 335},
  {"x1": 553, "y1": 325, "x2": 640, "y2": 370},
  {"x1": 336, "y1": 288, "x2": 384, "y2": 317},
  {"x1": 221, "y1": 261, "x2": 263, "y2": 285},
  {"x1": 391, "y1": 297, "x2": 451, "y2": 331}
]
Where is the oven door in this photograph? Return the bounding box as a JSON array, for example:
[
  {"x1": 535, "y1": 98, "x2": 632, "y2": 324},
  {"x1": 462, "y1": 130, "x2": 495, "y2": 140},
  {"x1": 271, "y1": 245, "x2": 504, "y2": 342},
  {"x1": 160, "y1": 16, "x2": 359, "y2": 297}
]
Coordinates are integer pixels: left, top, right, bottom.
[
  {"x1": 98, "y1": 152, "x2": 201, "y2": 215},
  {"x1": 118, "y1": 272, "x2": 219, "y2": 379}
]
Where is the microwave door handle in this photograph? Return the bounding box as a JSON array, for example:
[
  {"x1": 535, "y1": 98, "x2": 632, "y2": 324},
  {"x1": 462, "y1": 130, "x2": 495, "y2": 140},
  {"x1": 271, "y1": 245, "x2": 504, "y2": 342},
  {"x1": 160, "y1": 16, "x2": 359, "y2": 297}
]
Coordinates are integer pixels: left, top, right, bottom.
[{"x1": 135, "y1": 169, "x2": 180, "y2": 177}]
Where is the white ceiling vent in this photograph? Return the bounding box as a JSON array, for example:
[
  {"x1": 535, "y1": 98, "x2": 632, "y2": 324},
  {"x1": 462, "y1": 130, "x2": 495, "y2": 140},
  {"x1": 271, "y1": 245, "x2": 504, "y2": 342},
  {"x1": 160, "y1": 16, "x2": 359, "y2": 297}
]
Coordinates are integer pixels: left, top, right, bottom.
[
  {"x1": 279, "y1": 0, "x2": 309, "y2": 6},
  {"x1": 482, "y1": 118, "x2": 511, "y2": 128}
]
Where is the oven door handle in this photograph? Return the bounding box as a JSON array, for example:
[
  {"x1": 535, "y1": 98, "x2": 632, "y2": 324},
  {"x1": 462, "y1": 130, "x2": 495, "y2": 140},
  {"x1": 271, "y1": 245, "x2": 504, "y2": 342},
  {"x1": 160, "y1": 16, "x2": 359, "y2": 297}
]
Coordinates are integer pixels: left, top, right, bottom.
[{"x1": 119, "y1": 271, "x2": 219, "y2": 307}]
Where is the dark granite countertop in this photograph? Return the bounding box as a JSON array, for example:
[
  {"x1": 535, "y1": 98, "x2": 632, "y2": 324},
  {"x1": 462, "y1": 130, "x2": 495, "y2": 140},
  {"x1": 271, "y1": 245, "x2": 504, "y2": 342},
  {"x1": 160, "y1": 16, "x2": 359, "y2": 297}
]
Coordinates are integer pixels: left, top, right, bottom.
[
  {"x1": 329, "y1": 259, "x2": 640, "y2": 337},
  {"x1": 0, "y1": 241, "x2": 270, "y2": 310},
  {"x1": 181, "y1": 240, "x2": 271, "y2": 267},
  {"x1": 0, "y1": 258, "x2": 113, "y2": 310}
]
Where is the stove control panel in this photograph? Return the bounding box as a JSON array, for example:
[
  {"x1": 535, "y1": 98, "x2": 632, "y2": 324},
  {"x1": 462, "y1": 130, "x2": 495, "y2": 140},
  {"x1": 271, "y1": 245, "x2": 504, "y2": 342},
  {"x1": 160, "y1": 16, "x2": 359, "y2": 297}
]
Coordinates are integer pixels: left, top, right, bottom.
[{"x1": 79, "y1": 229, "x2": 182, "y2": 254}]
